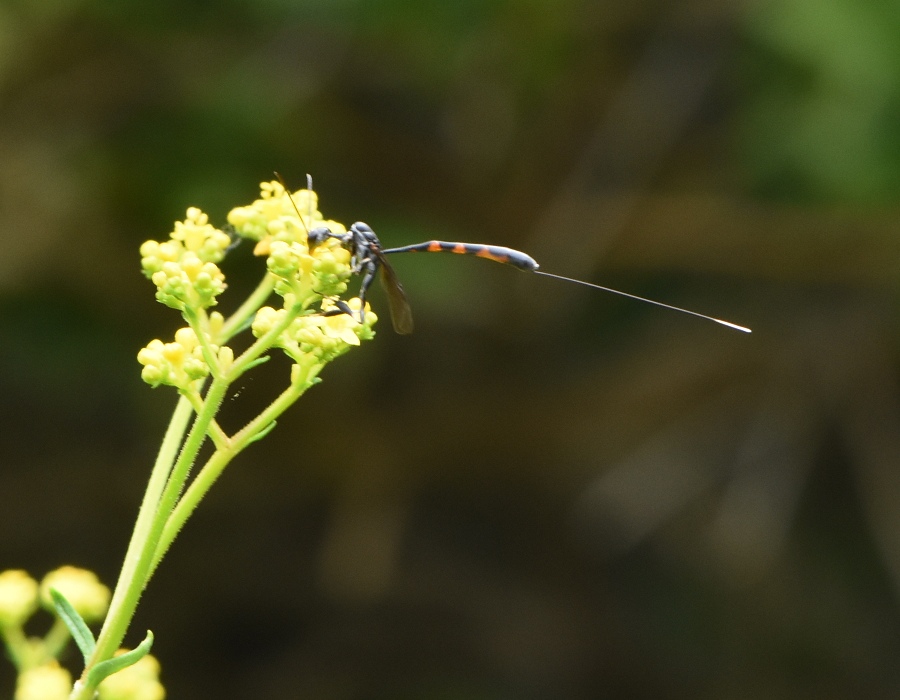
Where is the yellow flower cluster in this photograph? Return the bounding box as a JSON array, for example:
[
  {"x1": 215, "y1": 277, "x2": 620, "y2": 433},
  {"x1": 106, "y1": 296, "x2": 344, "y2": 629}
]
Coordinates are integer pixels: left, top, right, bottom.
[
  {"x1": 170, "y1": 207, "x2": 232, "y2": 261},
  {"x1": 0, "y1": 567, "x2": 163, "y2": 700},
  {"x1": 228, "y1": 180, "x2": 354, "y2": 303},
  {"x1": 39, "y1": 566, "x2": 111, "y2": 624},
  {"x1": 140, "y1": 208, "x2": 231, "y2": 311},
  {"x1": 0, "y1": 570, "x2": 39, "y2": 628},
  {"x1": 252, "y1": 297, "x2": 376, "y2": 365},
  {"x1": 98, "y1": 652, "x2": 165, "y2": 700},
  {"x1": 266, "y1": 237, "x2": 352, "y2": 300},
  {"x1": 15, "y1": 662, "x2": 72, "y2": 700},
  {"x1": 0, "y1": 566, "x2": 110, "y2": 629},
  {"x1": 137, "y1": 326, "x2": 233, "y2": 389},
  {"x1": 228, "y1": 179, "x2": 329, "y2": 247},
  {"x1": 138, "y1": 180, "x2": 377, "y2": 387}
]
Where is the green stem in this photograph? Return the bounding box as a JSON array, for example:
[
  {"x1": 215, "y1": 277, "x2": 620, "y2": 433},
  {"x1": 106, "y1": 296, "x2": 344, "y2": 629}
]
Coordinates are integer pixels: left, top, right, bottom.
[
  {"x1": 147, "y1": 377, "x2": 230, "y2": 564},
  {"x1": 184, "y1": 308, "x2": 223, "y2": 380},
  {"x1": 69, "y1": 271, "x2": 335, "y2": 699},
  {"x1": 42, "y1": 617, "x2": 73, "y2": 662},
  {"x1": 219, "y1": 273, "x2": 276, "y2": 343},
  {"x1": 72, "y1": 293, "x2": 305, "y2": 700},
  {"x1": 228, "y1": 300, "x2": 303, "y2": 376},
  {"x1": 69, "y1": 395, "x2": 195, "y2": 700},
  {"x1": 150, "y1": 366, "x2": 321, "y2": 573},
  {"x1": 183, "y1": 389, "x2": 229, "y2": 449},
  {"x1": 1, "y1": 624, "x2": 30, "y2": 670}
]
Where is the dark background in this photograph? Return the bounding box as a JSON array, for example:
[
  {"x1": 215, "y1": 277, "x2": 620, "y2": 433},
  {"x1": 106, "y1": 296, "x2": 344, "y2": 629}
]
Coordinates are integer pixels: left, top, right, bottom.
[{"x1": 3, "y1": 1, "x2": 900, "y2": 698}]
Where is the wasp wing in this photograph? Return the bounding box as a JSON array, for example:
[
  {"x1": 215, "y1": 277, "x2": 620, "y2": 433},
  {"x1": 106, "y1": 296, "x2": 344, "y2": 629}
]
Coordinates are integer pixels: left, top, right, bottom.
[{"x1": 377, "y1": 256, "x2": 414, "y2": 335}]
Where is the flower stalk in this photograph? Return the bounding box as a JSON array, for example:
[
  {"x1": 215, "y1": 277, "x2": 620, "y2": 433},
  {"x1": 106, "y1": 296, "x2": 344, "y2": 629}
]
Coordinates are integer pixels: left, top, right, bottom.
[{"x1": 64, "y1": 179, "x2": 377, "y2": 699}]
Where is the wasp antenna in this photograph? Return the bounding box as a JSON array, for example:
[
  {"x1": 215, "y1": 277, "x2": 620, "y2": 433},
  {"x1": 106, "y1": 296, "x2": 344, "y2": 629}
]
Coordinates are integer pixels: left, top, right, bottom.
[
  {"x1": 305, "y1": 174, "x2": 315, "y2": 223},
  {"x1": 533, "y1": 270, "x2": 751, "y2": 333},
  {"x1": 274, "y1": 171, "x2": 310, "y2": 234}
]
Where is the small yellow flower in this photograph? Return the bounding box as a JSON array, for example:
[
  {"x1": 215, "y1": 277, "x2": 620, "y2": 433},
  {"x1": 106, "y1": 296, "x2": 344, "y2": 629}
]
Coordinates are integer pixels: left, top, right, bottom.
[
  {"x1": 251, "y1": 306, "x2": 281, "y2": 337},
  {"x1": 137, "y1": 339, "x2": 168, "y2": 386},
  {"x1": 150, "y1": 256, "x2": 226, "y2": 311},
  {"x1": 97, "y1": 652, "x2": 165, "y2": 700},
  {"x1": 141, "y1": 208, "x2": 230, "y2": 311},
  {"x1": 318, "y1": 301, "x2": 365, "y2": 346},
  {"x1": 173, "y1": 326, "x2": 199, "y2": 348},
  {"x1": 138, "y1": 328, "x2": 229, "y2": 389},
  {"x1": 227, "y1": 180, "x2": 340, "y2": 251},
  {"x1": 39, "y1": 566, "x2": 110, "y2": 624},
  {"x1": 266, "y1": 240, "x2": 310, "y2": 279},
  {"x1": 15, "y1": 662, "x2": 71, "y2": 700},
  {"x1": 208, "y1": 311, "x2": 225, "y2": 338},
  {"x1": 217, "y1": 345, "x2": 234, "y2": 372},
  {"x1": 171, "y1": 207, "x2": 231, "y2": 261},
  {"x1": 0, "y1": 570, "x2": 38, "y2": 628},
  {"x1": 314, "y1": 242, "x2": 352, "y2": 272}
]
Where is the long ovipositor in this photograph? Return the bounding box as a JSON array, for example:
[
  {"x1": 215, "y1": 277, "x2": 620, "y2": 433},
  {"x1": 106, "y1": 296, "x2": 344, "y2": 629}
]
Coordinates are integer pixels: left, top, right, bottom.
[
  {"x1": 275, "y1": 174, "x2": 751, "y2": 335},
  {"x1": 382, "y1": 238, "x2": 750, "y2": 333}
]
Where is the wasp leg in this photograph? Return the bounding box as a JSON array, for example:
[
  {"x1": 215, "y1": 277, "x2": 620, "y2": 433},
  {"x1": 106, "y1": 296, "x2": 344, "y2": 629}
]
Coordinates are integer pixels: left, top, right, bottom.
[
  {"x1": 322, "y1": 299, "x2": 355, "y2": 318},
  {"x1": 356, "y1": 258, "x2": 380, "y2": 325}
]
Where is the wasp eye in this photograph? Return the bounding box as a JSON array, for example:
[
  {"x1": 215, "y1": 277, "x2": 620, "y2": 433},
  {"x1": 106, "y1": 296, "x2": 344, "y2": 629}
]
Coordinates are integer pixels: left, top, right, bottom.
[{"x1": 307, "y1": 227, "x2": 332, "y2": 245}]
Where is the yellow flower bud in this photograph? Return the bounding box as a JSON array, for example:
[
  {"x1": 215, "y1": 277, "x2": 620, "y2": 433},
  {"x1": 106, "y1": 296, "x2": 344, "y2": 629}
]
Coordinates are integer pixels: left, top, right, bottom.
[
  {"x1": 140, "y1": 365, "x2": 165, "y2": 386},
  {"x1": 150, "y1": 270, "x2": 167, "y2": 289},
  {"x1": 183, "y1": 357, "x2": 209, "y2": 381},
  {"x1": 267, "y1": 219, "x2": 287, "y2": 235},
  {"x1": 295, "y1": 325, "x2": 323, "y2": 346},
  {"x1": 217, "y1": 345, "x2": 234, "y2": 371},
  {"x1": 260, "y1": 180, "x2": 280, "y2": 198},
  {"x1": 157, "y1": 241, "x2": 182, "y2": 263},
  {"x1": 15, "y1": 662, "x2": 71, "y2": 700},
  {"x1": 97, "y1": 652, "x2": 165, "y2": 700},
  {"x1": 173, "y1": 327, "x2": 198, "y2": 348},
  {"x1": 159, "y1": 339, "x2": 181, "y2": 360},
  {"x1": 226, "y1": 206, "x2": 250, "y2": 227},
  {"x1": 185, "y1": 206, "x2": 205, "y2": 224},
  {"x1": 180, "y1": 253, "x2": 203, "y2": 281},
  {"x1": 291, "y1": 359, "x2": 323, "y2": 386},
  {"x1": 208, "y1": 311, "x2": 225, "y2": 337},
  {"x1": 139, "y1": 240, "x2": 160, "y2": 258},
  {"x1": 251, "y1": 238, "x2": 270, "y2": 256},
  {"x1": 40, "y1": 567, "x2": 110, "y2": 623},
  {"x1": 0, "y1": 570, "x2": 38, "y2": 627},
  {"x1": 251, "y1": 307, "x2": 280, "y2": 337},
  {"x1": 137, "y1": 340, "x2": 163, "y2": 362},
  {"x1": 321, "y1": 313, "x2": 361, "y2": 346}
]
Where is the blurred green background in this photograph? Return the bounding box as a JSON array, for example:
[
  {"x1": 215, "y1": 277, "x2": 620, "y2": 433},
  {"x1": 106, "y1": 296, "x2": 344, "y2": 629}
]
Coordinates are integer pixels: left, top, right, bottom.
[{"x1": 3, "y1": 0, "x2": 900, "y2": 697}]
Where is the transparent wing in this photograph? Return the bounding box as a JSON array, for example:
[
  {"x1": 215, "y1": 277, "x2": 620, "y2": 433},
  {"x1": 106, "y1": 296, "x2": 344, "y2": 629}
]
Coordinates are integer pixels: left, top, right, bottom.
[{"x1": 378, "y1": 257, "x2": 414, "y2": 335}]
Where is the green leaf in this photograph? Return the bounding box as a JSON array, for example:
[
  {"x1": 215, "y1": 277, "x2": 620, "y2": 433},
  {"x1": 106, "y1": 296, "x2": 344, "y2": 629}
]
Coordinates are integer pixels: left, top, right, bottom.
[
  {"x1": 242, "y1": 355, "x2": 271, "y2": 371},
  {"x1": 49, "y1": 588, "x2": 96, "y2": 662},
  {"x1": 246, "y1": 420, "x2": 277, "y2": 445},
  {"x1": 86, "y1": 630, "x2": 154, "y2": 687},
  {"x1": 229, "y1": 315, "x2": 259, "y2": 339}
]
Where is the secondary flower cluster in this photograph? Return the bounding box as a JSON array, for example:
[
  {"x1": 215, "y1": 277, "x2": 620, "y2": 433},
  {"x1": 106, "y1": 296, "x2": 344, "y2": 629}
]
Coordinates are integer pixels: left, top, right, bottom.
[
  {"x1": 227, "y1": 179, "x2": 353, "y2": 303},
  {"x1": 95, "y1": 652, "x2": 165, "y2": 700},
  {"x1": 0, "y1": 568, "x2": 161, "y2": 700},
  {"x1": 0, "y1": 567, "x2": 109, "y2": 629},
  {"x1": 13, "y1": 651, "x2": 165, "y2": 700},
  {"x1": 140, "y1": 208, "x2": 232, "y2": 311},
  {"x1": 137, "y1": 325, "x2": 233, "y2": 390},
  {"x1": 253, "y1": 296, "x2": 376, "y2": 366},
  {"x1": 137, "y1": 180, "x2": 377, "y2": 390}
]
